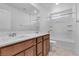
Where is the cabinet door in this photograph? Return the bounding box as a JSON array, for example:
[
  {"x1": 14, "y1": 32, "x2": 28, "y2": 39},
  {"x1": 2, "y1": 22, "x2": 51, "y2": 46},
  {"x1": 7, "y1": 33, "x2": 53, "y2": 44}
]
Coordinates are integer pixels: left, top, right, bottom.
[
  {"x1": 43, "y1": 40, "x2": 47, "y2": 56},
  {"x1": 46, "y1": 39, "x2": 50, "y2": 55},
  {"x1": 37, "y1": 53, "x2": 42, "y2": 56},
  {"x1": 0, "y1": 45, "x2": 15, "y2": 56},
  {"x1": 37, "y1": 37, "x2": 42, "y2": 43},
  {"x1": 48, "y1": 35, "x2": 50, "y2": 51},
  {"x1": 37, "y1": 42, "x2": 42, "y2": 55},
  {"x1": 0, "y1": 40, "x2": 33, "y2": 56},
  {"x1": 15, "y1": 52, "x2": 24, "y2": 56},
  {"x1": 25, "y1": 46, "x2": 36, "y2": 56},
  {"x1": 43, "y1": 34, "x2": 50, "y2": 56},
  {"x1": 43, "y1": 39, "x2": 50, "y2": 56}
]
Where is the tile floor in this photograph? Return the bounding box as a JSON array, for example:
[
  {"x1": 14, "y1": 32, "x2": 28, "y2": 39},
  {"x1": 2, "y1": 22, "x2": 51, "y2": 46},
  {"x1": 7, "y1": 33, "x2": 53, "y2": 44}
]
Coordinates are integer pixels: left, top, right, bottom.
[{"x1": 48, "y1": 47, "x2": 78, "y2": 56}]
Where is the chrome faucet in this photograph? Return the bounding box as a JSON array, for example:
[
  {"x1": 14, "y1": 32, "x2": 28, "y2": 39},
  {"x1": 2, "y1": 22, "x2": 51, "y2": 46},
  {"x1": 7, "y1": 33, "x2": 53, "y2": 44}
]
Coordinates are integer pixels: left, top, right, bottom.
[
  {"x1": 35, "y1": 31, "x2": 39, "y2": 34},
  {"x1": 9, "y1": 32, "x2": 16, "y2": 37}
]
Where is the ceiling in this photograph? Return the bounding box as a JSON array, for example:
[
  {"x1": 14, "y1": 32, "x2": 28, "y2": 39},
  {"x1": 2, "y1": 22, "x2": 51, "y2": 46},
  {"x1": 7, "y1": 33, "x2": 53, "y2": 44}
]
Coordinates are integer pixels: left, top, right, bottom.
[
  {"x1": 34, "y1": 3, "x2": 74, "y2": 13},
  {"x1": 34, "y1": 3, "x2": 55, "y2": 12},
  {"x1": 5, "y1": 3, "x2": 74, "y2": 15},
  {"x1": 6, "y1": 3, "x2": 39, "y2": 15}
]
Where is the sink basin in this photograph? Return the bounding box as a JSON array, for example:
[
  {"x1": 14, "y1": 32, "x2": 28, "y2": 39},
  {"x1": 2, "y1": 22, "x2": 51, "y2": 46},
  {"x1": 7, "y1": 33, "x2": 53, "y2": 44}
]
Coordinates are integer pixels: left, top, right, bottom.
[
  {"x1": 15, "y1": 35, "x2": 27, "y2": 38},
  {"x1": 0, "y1": 34, "x2": 36, "y2": 44}
]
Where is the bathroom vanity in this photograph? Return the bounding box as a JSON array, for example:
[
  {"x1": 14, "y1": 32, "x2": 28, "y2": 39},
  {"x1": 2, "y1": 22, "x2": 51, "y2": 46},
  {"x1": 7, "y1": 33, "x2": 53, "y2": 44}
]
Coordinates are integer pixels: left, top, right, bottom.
[{"x1": 0, "y1": 33, "x2": 50, "y2": 56}]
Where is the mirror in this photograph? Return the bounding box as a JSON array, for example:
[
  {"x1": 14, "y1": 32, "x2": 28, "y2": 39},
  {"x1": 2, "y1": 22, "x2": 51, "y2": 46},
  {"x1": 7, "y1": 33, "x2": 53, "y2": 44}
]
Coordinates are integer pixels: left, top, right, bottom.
[
  {"x1": 0, "y1": 3, "x2": 39, "y2": 36},
  {"x1": 0, "y1": 9, "x2": 11, "y2": 32}
]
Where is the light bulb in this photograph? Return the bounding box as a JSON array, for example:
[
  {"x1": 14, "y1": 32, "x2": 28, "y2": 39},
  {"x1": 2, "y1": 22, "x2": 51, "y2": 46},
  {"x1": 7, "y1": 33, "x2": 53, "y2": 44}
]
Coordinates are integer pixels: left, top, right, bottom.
[
  {"x1": 56, "y1": 3, "x2": 59, "y2": 5},
  {"x1": 34, "y1": 10, "x2": 37, "y2": 14}
]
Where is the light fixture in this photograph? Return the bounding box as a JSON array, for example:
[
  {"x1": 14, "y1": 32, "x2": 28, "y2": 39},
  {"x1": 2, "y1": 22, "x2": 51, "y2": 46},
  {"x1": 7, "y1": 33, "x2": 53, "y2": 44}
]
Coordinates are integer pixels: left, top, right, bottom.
[
  {"x1": 56, "y1": 3, "x2": 59, "y2": 5},
  {"x1": 34, "y1": 10, "x2": 37, "y2": 14}
]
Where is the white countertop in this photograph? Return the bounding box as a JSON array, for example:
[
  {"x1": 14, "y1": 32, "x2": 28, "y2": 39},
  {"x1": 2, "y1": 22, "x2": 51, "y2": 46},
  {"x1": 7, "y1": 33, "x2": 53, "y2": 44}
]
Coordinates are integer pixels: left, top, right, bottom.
[{"x1": 0, "y1": 33, "x2": 49, "y2": 48}]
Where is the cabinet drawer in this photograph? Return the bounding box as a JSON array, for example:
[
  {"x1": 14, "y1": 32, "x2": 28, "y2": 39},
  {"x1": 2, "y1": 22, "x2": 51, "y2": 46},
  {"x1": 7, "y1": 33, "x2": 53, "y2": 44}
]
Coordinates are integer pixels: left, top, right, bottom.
[
  {"x1": 0, "y1": 49, "x2": 1, "y2": 56},
  {"x1": 15, "y1": 51, "x2": 24, "y2": 56},
  {"x1": 25, "y1": 46, "x2": 36, "y2": 56},
  {"x1": 0, "y1": 42, "x2": 25, "y2": 56},
  {"x1": 37, "y1": 53, "x2": 42, "y2": 56},
  {"x1": 24, "y1": 39, "x2": 36, "y2": 48},
  {"x1": 14, "y1": 39, "x2": 36, "y2": 55},
  {"x1": 33, "y1": 38, "x2": 36, "y2": 45},
  {"x1": 37, "y1": 37, "x2": 42, "y2": 43},
  {"x1": 0, "y1": 39, "x2": 36, "y2": 56},
  {"x1": 43, "y1": 40, "x2": 47, "y2": 56},
  {"x1": 43, "y1": 34, "x2": 49, "y2": 40},
  {"x1": 0, "y1": 45, "x2": 15, "y2": 56},
  {"x1": 37, "y1": 42, "x2": 42, "y2": 55}
]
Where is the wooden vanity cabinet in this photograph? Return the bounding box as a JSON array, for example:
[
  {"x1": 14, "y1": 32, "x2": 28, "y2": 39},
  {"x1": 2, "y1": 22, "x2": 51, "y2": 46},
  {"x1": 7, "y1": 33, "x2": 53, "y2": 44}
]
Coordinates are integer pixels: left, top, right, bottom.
[
  {"x1": 0, "y1": 38, "x2": 36, "y2": 56},
  {"x1": 0, "y1": 34, "x2": 50, "y2": 56}
]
